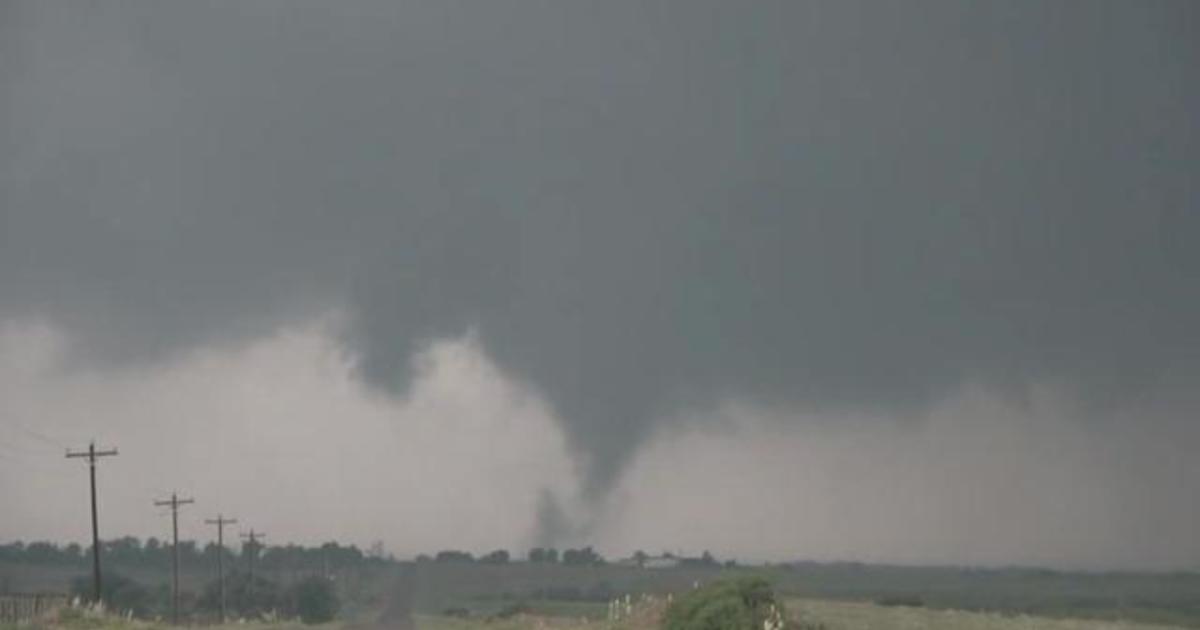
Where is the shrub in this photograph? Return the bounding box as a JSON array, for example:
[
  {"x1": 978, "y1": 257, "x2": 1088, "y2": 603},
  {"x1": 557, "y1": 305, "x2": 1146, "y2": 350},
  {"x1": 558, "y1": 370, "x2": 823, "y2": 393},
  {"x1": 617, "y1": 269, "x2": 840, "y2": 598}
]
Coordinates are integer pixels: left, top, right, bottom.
[
  {"x1": 69, "y1": 572, "x2": 152, "y2": 617},
  {"x1": 480, "y1": 549, "x2": 510, "y2": 564},
  {"x1": 285, "y1": 575, "x2": 340, "y2": 624},
  {"x1": 434, "y1": 550, "x2": 474, "y2": 563},
  {"x1": 663, "y1": 578, "x2": 783, "y2": 630},
  {"x1": 211, "y1": 572, "x2": 282, "y2": 618}
]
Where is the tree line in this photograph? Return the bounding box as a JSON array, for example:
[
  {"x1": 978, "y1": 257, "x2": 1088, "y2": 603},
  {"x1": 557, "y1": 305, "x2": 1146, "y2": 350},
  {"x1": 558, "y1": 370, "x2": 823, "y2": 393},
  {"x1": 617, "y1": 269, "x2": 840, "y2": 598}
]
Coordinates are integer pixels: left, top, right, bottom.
[
  {"x1": 0, "y1": 538, "x2": 381, "y2": 573},
  {"x1": 415, "y1": 545, "x2": 607, "y2": 566},
  {"x1": 4, "y1": 540, "x2": 727, "y2": 572}
]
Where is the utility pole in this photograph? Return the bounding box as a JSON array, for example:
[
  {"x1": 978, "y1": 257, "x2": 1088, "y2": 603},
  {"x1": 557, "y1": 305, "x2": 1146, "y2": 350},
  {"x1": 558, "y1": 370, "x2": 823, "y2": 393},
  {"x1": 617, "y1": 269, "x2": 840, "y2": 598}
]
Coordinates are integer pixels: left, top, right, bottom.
[
  {"x1": 240, "y1": 530, "x2": 265, "y2": 584},
  {"x1": 240, "y1": 530, "x2": 265, "y2": 611},
  {"x1": 65, "y1": 442, "x2": 118, "y2": 604},
  {"x1": 154, "y1": 493, "x2": 194, "y2": 625},
  {"x1": 204, "y1": 515, "x2": 237, "y2": 623}
]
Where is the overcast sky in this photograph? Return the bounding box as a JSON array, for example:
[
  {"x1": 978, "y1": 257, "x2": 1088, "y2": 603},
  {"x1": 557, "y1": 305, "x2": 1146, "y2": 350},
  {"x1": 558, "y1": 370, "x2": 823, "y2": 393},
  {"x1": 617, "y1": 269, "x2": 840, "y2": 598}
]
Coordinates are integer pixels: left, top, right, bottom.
[{"x1": 1, "y1": 1, "x2": 1198, "y2": 570}]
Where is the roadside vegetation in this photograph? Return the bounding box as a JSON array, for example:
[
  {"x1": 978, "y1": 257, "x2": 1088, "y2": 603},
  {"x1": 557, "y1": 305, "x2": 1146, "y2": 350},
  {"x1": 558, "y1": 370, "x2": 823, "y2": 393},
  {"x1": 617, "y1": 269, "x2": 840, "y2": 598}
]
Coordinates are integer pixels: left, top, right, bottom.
[
  {"x1": 6, "y1": 579, "x2": 1196, "y2": 630},
  {"x1": 662, "y1": 578, "x2": 791, "y2": 630},
  {"x1": 5, "y1": 542, "x2": 1200, "y2": 628}
]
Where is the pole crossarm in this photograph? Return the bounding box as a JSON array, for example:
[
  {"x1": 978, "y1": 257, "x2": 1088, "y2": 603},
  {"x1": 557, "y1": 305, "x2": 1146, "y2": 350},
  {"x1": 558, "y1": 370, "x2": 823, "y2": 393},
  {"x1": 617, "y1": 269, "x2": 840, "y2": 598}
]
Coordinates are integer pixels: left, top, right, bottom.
[
  {"x1": 66, "y1": 449, "x2": 118, "y2": 459},
  {"x1": 154, "y1": 497, "x2": 195, "y2": 508}
]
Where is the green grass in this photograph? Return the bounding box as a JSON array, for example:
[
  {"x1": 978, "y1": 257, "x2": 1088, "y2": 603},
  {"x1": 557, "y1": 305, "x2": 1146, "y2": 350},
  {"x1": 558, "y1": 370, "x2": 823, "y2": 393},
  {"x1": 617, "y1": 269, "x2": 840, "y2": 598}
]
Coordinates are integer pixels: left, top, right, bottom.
[
  {"x1": 7, "y1": 561, "x2": 1200, "y2": 629},
  {"x1": 413, "y1": 596, "x2": 1197, "y2": 630},
  {"x1": 415, "y1": 612, "x2": 600, "y2": 630},
  {"x1": 788, "y1": 599, "x2": 1192, "y2": 630},
  {"x1": 1, "y1": 606, "x2": 346, "y2": 630}
]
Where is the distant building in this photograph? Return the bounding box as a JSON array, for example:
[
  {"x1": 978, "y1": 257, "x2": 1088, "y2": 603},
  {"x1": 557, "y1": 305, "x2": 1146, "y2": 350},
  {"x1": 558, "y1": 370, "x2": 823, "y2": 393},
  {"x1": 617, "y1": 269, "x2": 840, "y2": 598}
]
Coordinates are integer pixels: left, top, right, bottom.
[
  {"x1": 642, "y1": 555, "x2": 680, "y2": 569},
  {"x1": 615, "y1": 551, "x2": 719, "y2": 569},
  {"x1": 644, "y1": 556, "x2": 680, "y2": 569}
]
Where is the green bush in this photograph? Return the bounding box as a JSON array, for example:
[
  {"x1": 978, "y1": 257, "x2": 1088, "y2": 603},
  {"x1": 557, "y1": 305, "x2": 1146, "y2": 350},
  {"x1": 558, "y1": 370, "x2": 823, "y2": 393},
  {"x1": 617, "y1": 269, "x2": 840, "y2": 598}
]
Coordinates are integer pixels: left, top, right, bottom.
[
  {"x1": 663, "y1": 577, "x2": 783, "y2": 630},
  {"x1": 69, "y1": 572, "x2": 153, "y2": 617},
  {"x1": 214, "y1": 572, "x2": 282, "y2": 618},
  {"x1": 285, "y1": 575, "x2": 339, "y2": 624}
]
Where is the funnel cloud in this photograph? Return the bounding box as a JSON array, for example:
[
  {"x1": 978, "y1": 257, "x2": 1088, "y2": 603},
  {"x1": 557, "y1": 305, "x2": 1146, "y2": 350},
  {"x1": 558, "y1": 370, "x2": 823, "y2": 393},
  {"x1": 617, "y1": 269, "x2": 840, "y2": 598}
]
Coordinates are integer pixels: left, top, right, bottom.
[{"x1": 2, "y1": 2, "x2": 1199, "y2": 562}]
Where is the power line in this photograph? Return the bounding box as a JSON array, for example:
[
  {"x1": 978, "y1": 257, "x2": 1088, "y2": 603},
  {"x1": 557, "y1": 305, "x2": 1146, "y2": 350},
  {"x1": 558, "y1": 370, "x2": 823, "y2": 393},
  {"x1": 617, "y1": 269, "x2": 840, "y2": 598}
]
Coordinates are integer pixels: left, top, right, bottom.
[
  {"x1": 204, "y1": 514, "x2": 237, "y2": 623},
  {"x1": 154, "y1": 493, "x2": 194, "y2": 625},
  {"x1": 65, "y1": 442, "x2": 118, "y2": 604},
  {"x1": 14, "y1": 423, "x2": 69, "y2": 449}
]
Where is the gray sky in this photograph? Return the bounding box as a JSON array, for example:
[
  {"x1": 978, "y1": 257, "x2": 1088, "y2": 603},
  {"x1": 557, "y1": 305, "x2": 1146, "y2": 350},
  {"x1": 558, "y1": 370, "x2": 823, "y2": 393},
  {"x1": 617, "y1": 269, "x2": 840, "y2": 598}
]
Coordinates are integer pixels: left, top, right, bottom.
[{"x1": 1, "y1": 1, "x2": 1198, "y2": 570}]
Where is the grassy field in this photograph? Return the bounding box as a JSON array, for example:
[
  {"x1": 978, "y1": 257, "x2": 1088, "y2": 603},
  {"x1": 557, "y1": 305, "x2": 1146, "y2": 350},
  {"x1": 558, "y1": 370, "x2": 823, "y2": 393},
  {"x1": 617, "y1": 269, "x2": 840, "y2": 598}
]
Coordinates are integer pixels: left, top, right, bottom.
[
  {"x1": 0, "y1": 607, "x2": 341, "y2": 630},
  {"x1": 788, "y1": 599, "x2": 1191, "y2": 630},
  {"x1": 413, "y1": 595, "x2": 1197, "y2": 630},
  {"x1": 5, "y1": 595, "x2": 1196, "y2": 630},
  {"x1": 4, "y1": 561, "x2": 1199, "y2": 629}
]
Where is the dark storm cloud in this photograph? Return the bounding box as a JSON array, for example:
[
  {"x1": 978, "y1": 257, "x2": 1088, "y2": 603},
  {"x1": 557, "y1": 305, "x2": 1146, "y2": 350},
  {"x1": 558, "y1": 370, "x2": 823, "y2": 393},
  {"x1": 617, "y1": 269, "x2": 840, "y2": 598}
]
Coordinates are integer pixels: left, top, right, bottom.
[{"x1": 2, "y1": 2, "x2": 1198, "y2": 495}]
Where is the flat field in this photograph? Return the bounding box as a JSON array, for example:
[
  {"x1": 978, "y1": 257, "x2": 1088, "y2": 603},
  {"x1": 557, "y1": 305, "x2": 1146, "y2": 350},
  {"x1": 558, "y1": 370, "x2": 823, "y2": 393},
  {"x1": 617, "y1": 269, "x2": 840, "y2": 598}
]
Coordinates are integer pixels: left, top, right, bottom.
[
  {"x1": 788, "y1": 599, "x2": 1191, "y2": 630},
  {"x1": 413, "y1": 597, "x2": 1197, "y2": 630},
  {"x1": 6, "y1": 597, "x2": 1194, "y2": 630}
]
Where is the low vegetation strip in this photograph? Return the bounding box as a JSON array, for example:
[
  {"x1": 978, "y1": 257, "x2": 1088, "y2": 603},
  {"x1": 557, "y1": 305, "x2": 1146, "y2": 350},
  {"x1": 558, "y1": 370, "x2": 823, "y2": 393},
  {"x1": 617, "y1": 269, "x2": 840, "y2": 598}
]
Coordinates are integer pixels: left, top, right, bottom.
[
  {"x1": 0, "y1": 593, "x2": 68, "y2": 625},
  {"x1": 1, "y1": 605, "x2": 342, "y2": 630},
  {"x1": 417, "y1": 587, "x2": 1197, "y2": 630},
  {"x1": 663, "y1": 578, "x2": 788, "y2": 630},
  {"x1": 788, "y1": 599, "x2": 1193, "y2": 630}
]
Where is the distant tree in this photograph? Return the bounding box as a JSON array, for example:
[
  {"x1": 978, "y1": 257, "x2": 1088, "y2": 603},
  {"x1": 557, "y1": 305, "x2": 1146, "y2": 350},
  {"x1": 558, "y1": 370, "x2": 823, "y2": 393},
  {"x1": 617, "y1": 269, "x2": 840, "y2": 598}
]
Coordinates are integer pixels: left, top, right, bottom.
[
  {"x1": 285, "y1": 576, "x2": 339, "y2": 624},
  {"x1": 562, "y1": 547, "x2": 603, "y2": 566},
  {"x1": 25, "y1": 542, "x2": 66, "y2": 564},
  {"x1": 177, "y1": 540, "x2": 200, "y2": 564},
  {"x1": 633, "y1": 550, "x2": 648, "y2": 567},
  {"x1": 0, "y1": 542, "x2": 21, "y2": 564},
  {"x1": 103, "y1": 536, "x2": 143, "y2": 565},
  {"x1": 434, "y1": 550, "x2": 474, "y2": 563},
  {"x1": 222, "y1": 572, "x2": 281, "y2": 618},
  {"x1": 5, "y1": 538, "x2": 383, "y2": 581},
  {"x1": 144, "y1": 537, "x2": 169, "y2": 568},
  {"x1": 481, "y1": 549, "x2": 510, "y2": 564},
  {"x1": 528, "y1": 547, "x2": 561, "y2": 563}
]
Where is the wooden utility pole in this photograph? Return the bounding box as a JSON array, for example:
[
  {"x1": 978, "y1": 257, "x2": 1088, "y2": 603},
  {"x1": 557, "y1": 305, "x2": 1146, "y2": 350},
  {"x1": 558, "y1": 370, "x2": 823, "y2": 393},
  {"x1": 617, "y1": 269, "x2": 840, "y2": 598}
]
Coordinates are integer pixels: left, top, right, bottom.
[
  {"x1": 154, "y1": 493, "x2": 194, "y2": 625},
  {"x1": 239, "y1": 530, "x2": 265, "y2": 584},
  {"x1": 65, "y1": 442, "x2": 118, "y2": 604},
  {"x1": 239, "y1": 529, "x2": 265, "y2": 611},
  {"x1": 204, "y1": 515, "x2": 237, "y2": 623}
]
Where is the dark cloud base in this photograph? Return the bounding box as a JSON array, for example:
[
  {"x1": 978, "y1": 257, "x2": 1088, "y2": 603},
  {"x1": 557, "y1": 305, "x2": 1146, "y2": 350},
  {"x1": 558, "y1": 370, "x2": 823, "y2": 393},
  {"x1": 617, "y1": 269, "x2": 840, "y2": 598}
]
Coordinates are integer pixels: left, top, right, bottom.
[{"x1": 2, "y1": 2, "x2": 1198, "y2": 507}]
